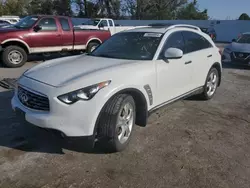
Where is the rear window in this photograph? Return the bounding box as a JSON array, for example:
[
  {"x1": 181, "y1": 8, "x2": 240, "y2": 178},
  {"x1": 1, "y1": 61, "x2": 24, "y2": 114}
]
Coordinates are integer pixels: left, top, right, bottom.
[
  {"x1": 59, "y1": 18, "x2": 70, "y2": 31},
  {"x1": 108, "y1": 20, "x2": 113, "y2": 26}
]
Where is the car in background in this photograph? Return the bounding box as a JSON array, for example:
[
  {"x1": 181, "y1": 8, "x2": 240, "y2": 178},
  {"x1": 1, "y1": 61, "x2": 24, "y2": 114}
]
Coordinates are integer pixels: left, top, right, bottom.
[
  {"x1": 0, "y1": 16, "x2": 20, "y2": 24},
  {"x1": 76, "y1": 18, "x2": 147, "y2": 35},
  {"x1": 11, "y1": 24, "x2": 222, "y2": 152},
  {"x1": 0, "y1": 15, "x2": 111, "y2": 68},
  {"x1": 200, "y1": 27, "x2": 217, "y2": 41},
  {"x1": 0, "y1": 20, "x2": 12, "y2": 28},
  {"x1": 222, "y1": 32, "x2": 250, "y2": 66}
]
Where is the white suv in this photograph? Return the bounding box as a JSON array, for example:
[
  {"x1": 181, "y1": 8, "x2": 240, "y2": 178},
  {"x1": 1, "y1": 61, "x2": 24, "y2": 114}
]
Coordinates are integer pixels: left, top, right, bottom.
[{"x1": 11, "y1": 24, "x2": 222, "y2": 152}]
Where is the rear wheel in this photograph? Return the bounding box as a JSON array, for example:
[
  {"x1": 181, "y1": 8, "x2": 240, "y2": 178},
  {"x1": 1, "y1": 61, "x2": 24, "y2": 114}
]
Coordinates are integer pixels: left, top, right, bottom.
[
  {"x1": 97, "y1": 94, "x2": 136, "y2": 152},
  {"x1": 2, "y1": 45, "x2": 27, "y2": 68},
  {"x1": 200, "y1": 68, "x2": 219, "y2": 100},
  {"x1": 86, "y1": 42, "x2": 100, "y2": 53}
]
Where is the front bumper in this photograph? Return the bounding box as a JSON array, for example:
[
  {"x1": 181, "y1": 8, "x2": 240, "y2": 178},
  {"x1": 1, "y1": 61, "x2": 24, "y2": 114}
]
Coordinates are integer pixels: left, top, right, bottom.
[
  {"x1": 222, "y1": 50, "x2": 250, "y2": 66},
  {"x1": 230, "y1": 52, "x2": 250, "y2": 66},
  {"x1": 11, "y1": 77, "x2": 102, "y2": 137}
]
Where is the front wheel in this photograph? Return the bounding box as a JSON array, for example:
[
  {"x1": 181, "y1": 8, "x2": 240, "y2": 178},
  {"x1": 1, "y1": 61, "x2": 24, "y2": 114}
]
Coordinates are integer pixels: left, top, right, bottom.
[
  {"x1": 200, "y1": 68, "x2": 219, "y2": 100},
  {"x1": 97, "y1": 94, "x2": 136, "y2": 152},
  {"x1": 1, "y1": 45, "x2": 27, "y2": 68}
]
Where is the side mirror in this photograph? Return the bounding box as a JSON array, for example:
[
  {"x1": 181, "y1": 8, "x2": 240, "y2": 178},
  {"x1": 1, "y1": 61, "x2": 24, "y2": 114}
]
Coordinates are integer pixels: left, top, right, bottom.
[
  {"x1": 164, "y1": 47, "x2": 183, "y2": 59},
  {"x1": 33, "y1": 25, "x2": 42, "y2": 32},
  {"x1": 232, "y1": 39, "x2": 236, "y2": 42}
]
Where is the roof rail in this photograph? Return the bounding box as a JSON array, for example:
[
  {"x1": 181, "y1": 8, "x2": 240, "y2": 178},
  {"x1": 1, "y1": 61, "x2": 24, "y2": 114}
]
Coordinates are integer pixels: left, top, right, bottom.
[{"x1": 167, "y1": 24, "x2": 201, "y2": 31}]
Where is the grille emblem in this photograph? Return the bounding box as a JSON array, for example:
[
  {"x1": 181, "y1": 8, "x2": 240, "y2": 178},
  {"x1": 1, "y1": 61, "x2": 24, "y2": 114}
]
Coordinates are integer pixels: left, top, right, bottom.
[
  {"x1": 239, "y1": 53, "x2": 244, "y2": 58},
  {"x1": 20, "y1": 92, "x2": 29, "y2": 103}
]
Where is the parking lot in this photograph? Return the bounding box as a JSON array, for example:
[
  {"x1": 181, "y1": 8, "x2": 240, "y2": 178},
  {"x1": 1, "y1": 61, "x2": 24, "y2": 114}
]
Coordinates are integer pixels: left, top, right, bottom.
[{"x1": 0, "y1": 46, "x2": 250, "y2": 188}]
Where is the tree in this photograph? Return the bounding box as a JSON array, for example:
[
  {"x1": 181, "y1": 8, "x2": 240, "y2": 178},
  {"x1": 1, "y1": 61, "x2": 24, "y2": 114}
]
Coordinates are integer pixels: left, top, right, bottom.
[
  {"x1": 122, "y1": 0, "x2": 188, "y2": 20},
  {"x1": 176, "y1": 0, "x2": 209, "y2": 20},
  {"x1": 121, "y1": 0, "x2": 136, "y2": 19},
  {"x1": 54, "y1": 0, "x2": 72, "y2": 16},
  {"x1": 26, "y1": 0, "x2": 55, "y2": 15},
  {"x1": 0, "y1": 0, "x2": 29, "y2": 16},
  {"x1": 239, "y1": 13, "x2": 250, "y2": 20}
]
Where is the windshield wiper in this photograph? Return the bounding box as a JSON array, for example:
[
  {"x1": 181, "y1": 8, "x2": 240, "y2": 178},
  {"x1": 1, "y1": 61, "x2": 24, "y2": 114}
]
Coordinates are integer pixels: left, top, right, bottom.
[
  {"x1": 97, "y1": 54, "x2": 116, "y2": 58},
  {"x1": 14, "y1": 25, "x2": 22, "y2": 29},
  {"x1": 88, "y1": 53, "x2": 115, "y2": 58}
]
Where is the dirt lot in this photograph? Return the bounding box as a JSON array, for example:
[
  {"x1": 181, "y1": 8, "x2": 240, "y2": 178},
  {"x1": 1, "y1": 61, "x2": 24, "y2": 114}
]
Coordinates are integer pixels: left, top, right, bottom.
[{"x1": 0, "y1": 54, "x2": 250, "y2": 188}]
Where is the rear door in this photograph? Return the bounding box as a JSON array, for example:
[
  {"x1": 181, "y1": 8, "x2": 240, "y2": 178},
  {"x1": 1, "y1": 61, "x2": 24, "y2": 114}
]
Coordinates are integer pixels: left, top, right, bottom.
[
  {"x1": 182, "y1": 31, "x2": 214, "y2": 88},
  {"x1": 29, "y1": 17, "x2": 63, "y2": 53},
  {"x1": 108, "y1": 19, "x2": 115, "y2": 35},
  {"x1": 58, "y1": 17, "x2": 74, "y2": 50}
]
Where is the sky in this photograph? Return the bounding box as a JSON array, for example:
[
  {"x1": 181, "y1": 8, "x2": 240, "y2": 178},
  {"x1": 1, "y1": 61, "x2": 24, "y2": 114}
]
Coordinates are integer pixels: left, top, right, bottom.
[{"x1": 196, "y1": 0, "x2": 250, "y2": 20}]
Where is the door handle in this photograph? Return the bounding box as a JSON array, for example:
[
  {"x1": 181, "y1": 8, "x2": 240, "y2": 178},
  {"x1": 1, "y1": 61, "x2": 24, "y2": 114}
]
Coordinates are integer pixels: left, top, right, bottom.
[
  {"x1": 207, "y1": 54, "x2": 212, "y2": 58},
  {"x1": 185, "y1": 61, "x2": 192, "y2": 64},
  {"x1": 57, "y1": 34, "x2": 61, "y2": 37}
]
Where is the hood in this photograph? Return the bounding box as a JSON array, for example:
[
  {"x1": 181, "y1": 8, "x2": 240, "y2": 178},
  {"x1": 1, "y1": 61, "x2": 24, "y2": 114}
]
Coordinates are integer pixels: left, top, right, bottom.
[
  {"x1": 0, "y1": 26, "x2": 26, "y2": 33},
  {"x1": 230, "y1": 42, "x2": 250, "y2": 53},
  {"x1": 24, "y1": 55, "x2": 134, "y2": 87}
]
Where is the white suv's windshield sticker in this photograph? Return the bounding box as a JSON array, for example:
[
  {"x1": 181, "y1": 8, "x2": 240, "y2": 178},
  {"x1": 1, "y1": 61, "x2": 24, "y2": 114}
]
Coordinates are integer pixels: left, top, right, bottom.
[{"x1": 144, "y1": 33, "x2": 162, "y2": 37}]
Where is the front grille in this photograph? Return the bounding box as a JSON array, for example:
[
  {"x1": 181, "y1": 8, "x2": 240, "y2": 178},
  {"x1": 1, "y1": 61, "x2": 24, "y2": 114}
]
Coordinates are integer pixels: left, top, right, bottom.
[
  {"x1": 233, "y1": 52, "x2": 250, "y2": 59},
  {"x1": 17, "y1": 86, "x2": 50, "y2": 111}
]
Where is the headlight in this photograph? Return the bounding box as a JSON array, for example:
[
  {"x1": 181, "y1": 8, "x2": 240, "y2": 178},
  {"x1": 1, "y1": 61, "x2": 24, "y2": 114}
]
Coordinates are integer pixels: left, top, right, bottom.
[{"x1": 58, "y1": 80, "x2": 111, "y2": 104}]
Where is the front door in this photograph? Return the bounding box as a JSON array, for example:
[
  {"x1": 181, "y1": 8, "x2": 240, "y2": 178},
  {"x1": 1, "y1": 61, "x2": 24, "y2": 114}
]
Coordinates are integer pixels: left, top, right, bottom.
[
  {"x1": 155, "y1": 31, "x2": 193, "y2": 105},
  {"x1": 29, "y1": 17, "x2": 62, "y2": 53}
]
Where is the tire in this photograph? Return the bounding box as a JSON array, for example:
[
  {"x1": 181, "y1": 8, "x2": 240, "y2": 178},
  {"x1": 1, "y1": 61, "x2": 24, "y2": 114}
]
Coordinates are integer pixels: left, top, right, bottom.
[
  {"x1": 86, "y1": 42, "x2": 100, "y2": 53},
  {"x1": 1, "y1": 45, "x2": 27, "y2": 68},
  {"x1": 97, "y1": 94, "x2": 136, "y2": 152},
  {"x1": 200, "y1": 67, "x2": 219, "y2": 100}
]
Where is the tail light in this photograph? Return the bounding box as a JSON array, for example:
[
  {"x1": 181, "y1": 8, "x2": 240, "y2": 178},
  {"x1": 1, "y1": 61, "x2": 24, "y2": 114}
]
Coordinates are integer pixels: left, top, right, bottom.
[{"x1": 219, "y1": 49, "x2": 222, "y2": 55}]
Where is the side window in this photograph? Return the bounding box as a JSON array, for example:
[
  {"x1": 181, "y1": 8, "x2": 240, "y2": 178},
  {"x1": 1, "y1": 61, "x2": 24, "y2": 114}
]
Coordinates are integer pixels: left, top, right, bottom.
[
  {"x1": 99, "y1": 20, "x2": 108, "y2": 27},
  {"x1": 160, "y1": 31, "x2": 185, "y2": 58},
  {"x1": 108, "y1": 20, "x2": 113, "y2": 26},
  {"x1": 37, "y1": 18, "x2": 57, "y2": 31},
  {"x1": 59, "y1": 18, "x2": 70, "y2": 31},
  {"x1": 182, "y1": 31, "x2": 212, "y2": 54}
]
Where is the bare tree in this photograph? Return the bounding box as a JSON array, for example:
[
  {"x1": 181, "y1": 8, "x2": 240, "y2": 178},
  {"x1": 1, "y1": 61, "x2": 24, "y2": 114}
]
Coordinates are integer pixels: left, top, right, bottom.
[{"x1": 122, "y1": 0, "x2": 187, "y2": 20}]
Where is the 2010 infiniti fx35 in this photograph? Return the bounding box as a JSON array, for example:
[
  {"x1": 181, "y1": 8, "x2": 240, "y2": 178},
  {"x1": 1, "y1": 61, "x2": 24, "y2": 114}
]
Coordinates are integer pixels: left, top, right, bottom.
[{"x1": 12, "y1": 24, "x2": 222, "y2": 152}]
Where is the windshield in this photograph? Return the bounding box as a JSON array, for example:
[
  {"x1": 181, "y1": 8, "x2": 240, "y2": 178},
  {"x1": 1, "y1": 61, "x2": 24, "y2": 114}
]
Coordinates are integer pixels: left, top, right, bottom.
[
  {"x1": 83, "y1": 19, "x2": 100, "y2": 26},
  {"x1": 90, "y1": 32, "x2": 163, "y2": 60},
  {"x1": 14, "y1": 16, "x2": 38, "y2": 29},
  {"x1": 237, "y1": 34, "x2": 250, "y2": 44}
]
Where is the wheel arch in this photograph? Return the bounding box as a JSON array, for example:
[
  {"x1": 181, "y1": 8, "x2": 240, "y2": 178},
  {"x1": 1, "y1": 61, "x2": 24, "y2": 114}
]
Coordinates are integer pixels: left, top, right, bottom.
[
  {"x1": 211, "y1": 62, "x2": 222, "y2": 87},
  {"x1": 94, "y1": 87, "x2": 149, "y2": 136},
  {"x1": 86, "y1": 38, "x2": 102, "y2": 47},
  {"x1": 1, "y1": 39, "x2": 30, "y2": 54}
]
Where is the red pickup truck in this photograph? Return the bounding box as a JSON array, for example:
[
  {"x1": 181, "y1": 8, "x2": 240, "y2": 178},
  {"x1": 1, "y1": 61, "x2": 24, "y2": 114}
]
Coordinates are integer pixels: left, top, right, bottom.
[{"x1": 0, "y1": 15, "x2": 111, "y2": 68}]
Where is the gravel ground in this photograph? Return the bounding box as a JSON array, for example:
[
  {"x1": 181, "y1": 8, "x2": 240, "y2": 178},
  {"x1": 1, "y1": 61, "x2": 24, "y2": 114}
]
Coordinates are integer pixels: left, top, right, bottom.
[{"x1": 0, "y1": 54, "x2": 250, "y2": 188}]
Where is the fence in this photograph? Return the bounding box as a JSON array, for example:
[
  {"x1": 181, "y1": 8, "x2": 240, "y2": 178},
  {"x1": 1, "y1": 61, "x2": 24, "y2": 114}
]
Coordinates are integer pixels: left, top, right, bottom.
[{"x1": 72, "y1": 18, "x2": 250, "y2": 42}]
